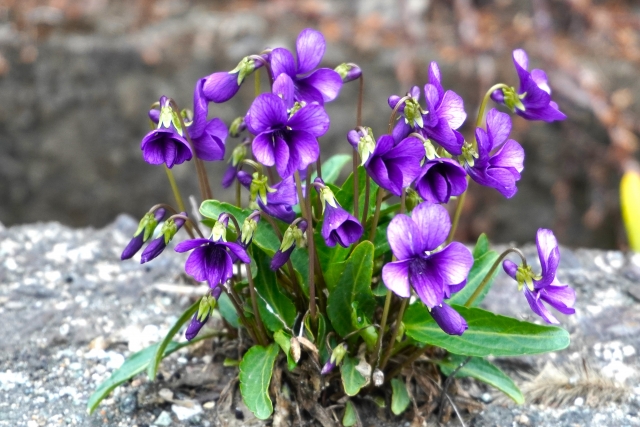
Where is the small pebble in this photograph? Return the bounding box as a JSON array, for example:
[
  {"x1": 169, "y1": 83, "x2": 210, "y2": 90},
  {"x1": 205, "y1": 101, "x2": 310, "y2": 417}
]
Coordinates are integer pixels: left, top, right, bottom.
[
  {"x1": 154, "y1": 411, "x2": 172, "y2": 426},
  {"x1": 575, "y1": 397, "x2": 584, "y2": 406}
]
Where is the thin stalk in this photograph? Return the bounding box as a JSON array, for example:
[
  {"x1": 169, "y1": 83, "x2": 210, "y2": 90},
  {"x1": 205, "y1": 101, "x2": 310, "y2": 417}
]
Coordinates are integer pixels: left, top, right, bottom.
[
  {"x1": 360, "y1": 175, "x2": 370, "y2": 226},
  {"x1": 446, "y1": 176, "x2": 470, "y2": 244},
  {"x1": 294, "y1": 171, "x2": 308, "y2": 219},
  {"x1": 386, "y1": 344, "x2": 432, "y2": 381},
  {"x1": 356, "y1": 74, "x2": 364, "y2": 127},
  {"x1": 476, "y1": 83, "x2": 510, "y2": 131},
  {"x1": 222, "y1": 286, "x2": 259, "y2": 345},
  {"x1": 168, "y1": 99, "x2": 212, "y2": 200},
  {"x1": 254, "y1": 68, "x2": 261, "y2": 96},
  {"x1": 259, "y1": 212, "x2": 306, "y2": 307},
  {"x1": 379, "y1": 298, "x2": 408, "y2": 370},
  {"x1": 315, "y1": 157, "x2": 323, "y2": 180},
  {"x1": 245, "y1": 263, "x2": 269, "y2": 346},
  {"x1": 304, "y1": 167, "x2": 317, "y2": 321},
  {"x1": 163, "y1": 167, "x2": 186, "y2": 213},
  {"x1": 368, "y1": 187, "x2": 385, "y2": 241},
  {"x1": 372, "y1": 290, "x2": 393, "y2": 368},
  {"x1": 352, "y1": 149, "x2": 360, "y2": 219},
  {"x1": 388, "y1": 95, "x2": 412, "y2": 134},
  {"x1": 464, "y1": 247, "x2": 528, "y2": 307},
  {"x1": 167, "y1": 214, "x2": 203, "y2": 238},
  {"x1": 162, "y1": 168, "x2": 195, "y2": 238},
  {"x1": 235, "y1": 179, "x2": 241, "y2": 208}
]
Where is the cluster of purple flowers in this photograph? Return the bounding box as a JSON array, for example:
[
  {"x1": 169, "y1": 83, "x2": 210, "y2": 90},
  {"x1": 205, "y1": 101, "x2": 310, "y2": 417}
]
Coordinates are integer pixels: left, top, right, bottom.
[{"x1": 130, "y1": 26, "x2": 574, "y2": 342}]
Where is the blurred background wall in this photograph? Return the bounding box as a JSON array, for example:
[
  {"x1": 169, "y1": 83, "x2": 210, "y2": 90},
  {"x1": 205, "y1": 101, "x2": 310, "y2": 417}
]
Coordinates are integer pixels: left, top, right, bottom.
[{"x1": 0, "y1": 0, "x2": 638, "y2": 249}]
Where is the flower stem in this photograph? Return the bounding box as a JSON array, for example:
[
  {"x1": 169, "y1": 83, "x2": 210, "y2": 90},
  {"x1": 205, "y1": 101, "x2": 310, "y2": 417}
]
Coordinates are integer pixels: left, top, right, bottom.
[
  {"x1": 295, "y1": 170, "x2": 316, "y2": 321},
  {"x1": 368, "y1": 187, "x2": 385, "y2": 242},
  {"x1": 372, "y1": 290, "x2": 393, "y2": 368},
  {"x1": 385, "y1": 344, "x2": 432, "y2": 381},
  {"x1": 379, "y1": 297, "x2": 408, "y2": 370},
  {"x1": 464, "y1": 247, "x2": 527, "y2": 307},
  {"x1": 169, "y1": 99, "x2": 212, "y2": 201},
  {"x1": 476, "y1": 83, "x2": 510, "y2": 130},
  {"x1": 254, "y1": 68, "x2": 261, "y2": 96},
  {"x1": 235, "y1": 179, "x2": 242, "y2": 208},
  {"x1": 167, "y1": 214, "x2": 203, "y2": 238},
  {"x1": 446, "y1": 176, "x2": 470, "y2": 244},
  {"x1": 305, "y1": 167, "x2": 318, "y2": 322},
  {"x1": 154, "y1": 177, "x2": 196, "y2": 239},
  {"x1": 361, "y1": 175, "x2": 371, "y2": 227},
  {"x1": 245, "y1": 262, "x2": 269, "y2": 346},
  {"x1": 388, "y1": 95, "x2": 412, "y2": 134},
  {"x1": 222, "y1": 285, "x2": 259, "y2": 345},
  {"x1": 352, "y1": 149, "x2": 360, "y2": 219}
]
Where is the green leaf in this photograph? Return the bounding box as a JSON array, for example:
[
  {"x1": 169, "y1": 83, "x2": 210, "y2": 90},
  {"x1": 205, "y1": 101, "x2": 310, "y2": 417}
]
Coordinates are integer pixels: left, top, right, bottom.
[
  {"x1": 253, "y1": 249, "x2": 296, "y2": 332},
  {"x1": 199, "y1": 201, "x2": 309, "y2": 294},
  {"x1": 147, "y1": 300, "x2": 199, "y2": 380},
  {"x1": 390, "y1": 378, "x2": 411, "y2": 415},
  {"x1": 218, "y1": 292, "x2": 239, "y2": 328},
  {"x1": 336, "y1": 166, "x2": 379, "y2": 221},
  {"x1": 273, "y1": 330, "x2": 297, "y2": 371},
  {"x1": 340, "y1": 355, "x2": 367, "y2": 396},
  {"x1": 239, "y1": 344, "x2": 279, "y2": 420},
  {"x1": 312, "y1": 154, "x2": 352, "y2": 185},
  {"x1": 373, "y1": 222, "x2": 390, "y2": 257},
  {"x1": 87, "y1": 335, "x2": 212, "y2": 414},
  {"x1": 342, "y1": 401, "x2": 357, "y2": 426},
  {"x1": 403, "y1": 304, "x2": 570, "y2": 357},
  {"x1": 448, "y1": 238, "x2": 500, "y2": 307},
  {"x1": 315, "y1": 231, "x2": 351, "y2": 285},
  {"x1": 327, "y1": 241, "x2": 376, "y2": 338},
  {"x1": 437, "y1": 355, "x2": 524, "y2": 404},
  {"x1": 472, "y1": 233, "x2": 490, "y2": 258}
]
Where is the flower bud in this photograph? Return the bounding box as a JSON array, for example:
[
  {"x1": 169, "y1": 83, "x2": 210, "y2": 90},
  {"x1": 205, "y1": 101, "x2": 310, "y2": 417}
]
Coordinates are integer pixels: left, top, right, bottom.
[
  {"x1": 347, "y1": 127, "x2": 376, "y2": 166},
  {"x1": 271, "y1": 220, "x2": 308, "y2": 271},
  {"x1": 229, "y1": 117, "x2": 247, "y2": 138},
  {"x1": 140, "y1": 213, "x2": 187, "y2": 264},
  {"x1": 121, "y1": 208, "x2": 166, "y2": 260},
  {"x1": 240, "y1": 211, "x2": 260, "y2": 247},
  {"x1": 334, "y1": 63, "x2": 362, "y2": 83},
  {"x1": 211, "y1": 214, "x2": 229, "y2": 242}
]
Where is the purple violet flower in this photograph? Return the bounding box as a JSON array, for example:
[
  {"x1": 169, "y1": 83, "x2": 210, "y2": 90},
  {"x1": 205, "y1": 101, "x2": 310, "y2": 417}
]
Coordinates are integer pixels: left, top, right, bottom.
[
  {"x1": 202, "y1": 55, "x2": 266, "y2": 103},
  {"x1": 121, "y1": 208, "x2": 166, "y2": 260},
  {"x1": 245, "y1": 74, "x2": 329, "y2": 178},
  {"x1": 464, "y1": 109, "x2": 524, "y2": 198},
  {"x1": 174, "y1": 235, "x2": 250, "y2": 289},
  {"x1": 491, "y1": 49, "x2": 566, "y2": 122},
  {"x1": 140, "y1": 96, "x2": 193, "y2": 168},
  {"x1": 382, "y1": 202, "x2": 473, "y2": 335},
  {"x1": 271, "y1": 220, "x2": 307, "y2": 271},
  {"x1": 334, "y1": 63, "x2": 362, "y2": 83},
  {"x1": 503, "y1": 229, "x2": 576, "y2": 324},
  {"x1": 186, "y1": 287, "x2": 222, "y2": 341},
  {"x1": 389, "y1": 62, "x2": 467, "y2": 155},
  {"x1": 364, "y1": 134, "x2": 424, "y2": 197},
  {"x1": 188, "y1": 78, "x2": 228, "y2": 161},
  {"x1": 140, "y1": 213, "x2": 187, "y2": 264},
  {"x1": 414, "y1": 158, "x2": 468, "y2": 204},
  {"x1": 269, "y1": 28, "x2": 343, "y2": 104},
  {"x1": 315, "y1": 178, "x2": 363, "y2": 248},
  {"x1": 237, "y1": 171, "x2": 298, "y2": 224}
]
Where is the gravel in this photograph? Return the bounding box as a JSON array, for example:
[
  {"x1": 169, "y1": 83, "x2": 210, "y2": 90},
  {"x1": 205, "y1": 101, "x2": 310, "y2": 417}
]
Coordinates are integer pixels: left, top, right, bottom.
[{"x1": 1, "y1": 217, "x2": 640, "y2": 426}]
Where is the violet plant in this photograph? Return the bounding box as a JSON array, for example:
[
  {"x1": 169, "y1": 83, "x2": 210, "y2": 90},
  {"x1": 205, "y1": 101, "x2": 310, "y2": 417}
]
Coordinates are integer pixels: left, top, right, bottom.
[{"x1": 89, "y1": 30, "x2": 575, "y2": 422}]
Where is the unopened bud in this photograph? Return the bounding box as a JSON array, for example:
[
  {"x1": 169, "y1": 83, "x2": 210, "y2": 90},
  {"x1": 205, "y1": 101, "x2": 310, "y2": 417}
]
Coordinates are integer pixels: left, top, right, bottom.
[
  {"x1": 334, "y1": 63, "x2": 362, "y2": 83},
  {"x1": 229, "y1": 117, "x2": 246, "y2": 138}
]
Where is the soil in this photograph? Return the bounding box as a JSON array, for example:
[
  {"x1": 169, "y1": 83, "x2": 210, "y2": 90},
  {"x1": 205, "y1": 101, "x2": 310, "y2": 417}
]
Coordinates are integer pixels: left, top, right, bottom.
[{"x1": 1, "y1": 217, "x2": 640, "y2": 426}]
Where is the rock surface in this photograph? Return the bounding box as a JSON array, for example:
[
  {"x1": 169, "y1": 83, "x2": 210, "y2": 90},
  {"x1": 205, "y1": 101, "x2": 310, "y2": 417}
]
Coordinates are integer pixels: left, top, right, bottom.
[{"x1": 1, "y1": 218, "x2": 640, "y2": 426}]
